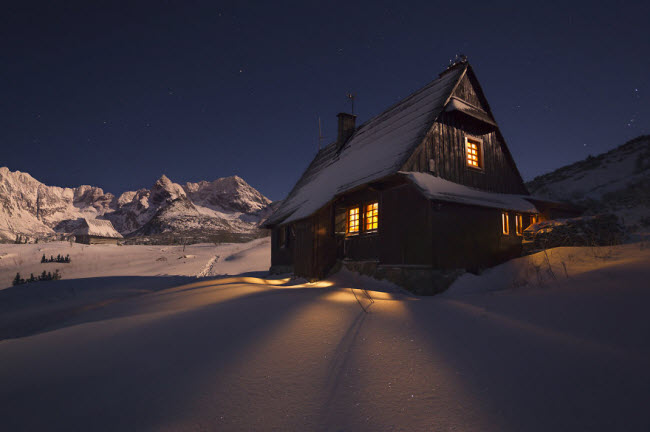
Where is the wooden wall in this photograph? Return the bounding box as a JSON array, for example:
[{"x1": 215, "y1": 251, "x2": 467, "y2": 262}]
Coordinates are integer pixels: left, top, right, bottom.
[
  {"x1": 290, "y1": 219, "x2": 313, "y2": 277},
  {"x1": 402, "y1": 115, "x2": 527, "y2": 194},
  {"x1": 271, "y1": 182, "x2": 534, "y2": 279},
  {"x1": 402, "y1": 67, "x2": 527, "y2": 195},
  {"x1": 429, "y1": 202, "x2": 525, "y2": 271},
  {"x1": 379, "y1": 184, "x2": 433, "y2": 265},
  {"x1": 335, "y1": 188, "x2": 381, "y2": 263},
  {"x1": 270, "y1": 227, "x2": 293, "y2": 267},
  {"x1": 312, "y1": 205, "x2": 337, "y2": 279}
]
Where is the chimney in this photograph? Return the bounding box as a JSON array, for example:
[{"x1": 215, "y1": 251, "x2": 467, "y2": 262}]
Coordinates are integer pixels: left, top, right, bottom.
[{"x1": 336, "y1": 112, "x2": 356, "y2": 148}]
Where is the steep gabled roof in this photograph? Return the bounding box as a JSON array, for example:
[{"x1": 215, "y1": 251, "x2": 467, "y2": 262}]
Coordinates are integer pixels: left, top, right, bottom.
[
  {"x1": 76, "y1": 218, "x2": 123, "y2": 238},
  {"x1": 266, "y1": 63, "x2": 467, "y2": 227}
]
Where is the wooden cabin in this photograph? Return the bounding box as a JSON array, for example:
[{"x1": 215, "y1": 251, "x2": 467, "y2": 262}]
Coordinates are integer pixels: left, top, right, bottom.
[
  {"x1": 264, "y1": 58, "x2": 562, "y2": 293},
  {"x1": 74, "y1": 218, "x2": 123, "y2": 245}
]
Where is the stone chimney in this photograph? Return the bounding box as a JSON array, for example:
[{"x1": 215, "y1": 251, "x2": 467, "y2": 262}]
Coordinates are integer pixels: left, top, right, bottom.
[{"x1": 336, "y1": 113, "x2": 356, "y2": 148}]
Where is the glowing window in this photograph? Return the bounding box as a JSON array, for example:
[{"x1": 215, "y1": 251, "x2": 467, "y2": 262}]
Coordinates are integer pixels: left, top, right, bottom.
[
  {"x1": 530, "y1": 215, "x2": 539, "y2": 226},
  {"x1": 347, "y1": 207, "x2": 360, "y2": 234},
  {"x1": 515, "y1": 214, "x2": 523, "y2": 236},
  {"x1": 502, "y1": 212, "x2": 510, "y2": 235},
  {"x1": 365, "y1": 202, "x2": 379, "y2": 231},
  {"x1": 465, "y1": 137, "x2": 483, "y2": 169}
]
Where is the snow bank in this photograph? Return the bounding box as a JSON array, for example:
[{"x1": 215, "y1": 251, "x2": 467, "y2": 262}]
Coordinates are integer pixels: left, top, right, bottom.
[{"x1": 445, "y1": 242, "x2": 650, "y2": 296}]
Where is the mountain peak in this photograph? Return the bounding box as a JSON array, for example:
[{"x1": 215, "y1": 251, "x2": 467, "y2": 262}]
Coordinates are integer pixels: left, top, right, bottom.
[
  {"x1": 0, "y1": 166, "x2": 272, "y2": 242},
  {"x1": 155, "y1": 174, "x2": 173, "y2": 186}
]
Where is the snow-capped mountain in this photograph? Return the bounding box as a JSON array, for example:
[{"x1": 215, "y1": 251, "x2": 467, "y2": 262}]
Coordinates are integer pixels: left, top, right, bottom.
[
  {"x1": 0, "y1": 167, "x2": 272, "y2": 242},
  {"x1": 526, "y1": 135, "x2": 650, "y2": 231}
]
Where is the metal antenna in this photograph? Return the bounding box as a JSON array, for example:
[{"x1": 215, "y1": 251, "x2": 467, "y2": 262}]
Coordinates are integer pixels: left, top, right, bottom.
[{"x1": 346, "y1": 92, "x2": 355, "y2": 114}]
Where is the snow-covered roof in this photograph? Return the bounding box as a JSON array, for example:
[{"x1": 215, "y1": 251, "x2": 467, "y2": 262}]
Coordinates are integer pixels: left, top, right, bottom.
[
  {"x1": 77, "y1": 218, "x2": 123, "y2": 238},
  {"x1": 402, "y1": 171, "x2": 538, "y2": 213},
  {"x1": 266, "y1": 64, "x2": 466, "y2": 226}
]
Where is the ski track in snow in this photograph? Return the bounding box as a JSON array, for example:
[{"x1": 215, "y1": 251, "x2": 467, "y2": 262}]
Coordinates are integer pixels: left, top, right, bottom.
[{"x1": 196, "y1": 255, "x2": 220, "y2": 278}]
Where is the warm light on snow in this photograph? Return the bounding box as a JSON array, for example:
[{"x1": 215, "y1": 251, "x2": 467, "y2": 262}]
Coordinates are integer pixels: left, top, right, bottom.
[{"x1": 1, "y1": 240, "x2": 649, "y2": 430}]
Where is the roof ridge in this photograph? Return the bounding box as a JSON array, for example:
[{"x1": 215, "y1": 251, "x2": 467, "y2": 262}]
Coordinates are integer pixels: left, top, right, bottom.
[{"x1": 355, "y1": 63, "x2": 468, "y2": 134}]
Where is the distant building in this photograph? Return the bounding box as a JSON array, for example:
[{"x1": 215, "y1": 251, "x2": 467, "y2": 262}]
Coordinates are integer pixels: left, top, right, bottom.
[
  {"x1": 264, "y1": 58, "x2": 578, "y2": 293},
  {"x1": 75, "y1": 218, "x2": 123, "y2": 245}
]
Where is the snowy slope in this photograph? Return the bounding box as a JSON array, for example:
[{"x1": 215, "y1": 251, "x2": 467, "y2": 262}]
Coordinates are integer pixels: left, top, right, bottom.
[
  {"x1": 526, "y1": 135, "x2": 650, "y2": 230},
  {"x1": 0, "y1": 167, "x2": 272, "y2": 242},
  {"x1": 0, "y1": 237, "x2": 271, "y2": 289},
  {"x1": 0, "y1": 241, "x2": 649, "y2": 430}
]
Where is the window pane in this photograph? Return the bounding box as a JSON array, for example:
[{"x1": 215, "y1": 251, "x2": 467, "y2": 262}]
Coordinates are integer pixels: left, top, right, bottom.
[
  {"x1": 348, "y1": 207, "x2": 360, "y2": 234},
  {"x1": 515, "y1": 214, "x2": 523, "y2": 235},
  {"x1": 365, "y1": 202, "x2": 379, "y2": 231},
  {"x1": 466, "y1": 138, "x2": 482, "y2": 169}
]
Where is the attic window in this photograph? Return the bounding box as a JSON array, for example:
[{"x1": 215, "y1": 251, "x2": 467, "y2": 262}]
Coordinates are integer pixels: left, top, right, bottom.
[
  {"x1": 465, "y1": 137, "x2": 483, "y2": 169},
  {"x1": 347, "y1": 207, "x2": 360, "y2": 235},
  {"x1": 501, "y1": 212, "x2": 510, "y2": 235},
  {"x1": 365, "y1": 202, "x2": 378, "y2": 231},
  {"x1": 515, "y1": 214, "x2": 523, "y2": 236}
]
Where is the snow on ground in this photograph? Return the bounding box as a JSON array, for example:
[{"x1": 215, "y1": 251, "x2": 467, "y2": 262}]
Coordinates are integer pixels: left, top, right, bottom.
[
  {"x1": 1, "y1": 241, "x2": 649, "y2": 431},
  {"x1": 0, "y1": 237, "x2": 271, "y2": 289}
]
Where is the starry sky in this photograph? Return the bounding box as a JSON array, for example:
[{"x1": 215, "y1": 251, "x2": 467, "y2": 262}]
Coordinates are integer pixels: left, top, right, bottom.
[{"x1": 1, "y1": 1, "x2": 648, "y2": 200}]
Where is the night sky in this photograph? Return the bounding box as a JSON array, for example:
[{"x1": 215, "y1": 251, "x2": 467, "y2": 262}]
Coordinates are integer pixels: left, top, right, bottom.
[{"x1": 2, "y1": 1, "x2": 648, "y2": 201}]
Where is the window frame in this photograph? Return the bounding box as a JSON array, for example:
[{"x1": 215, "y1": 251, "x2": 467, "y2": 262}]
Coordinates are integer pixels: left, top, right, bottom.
[
  {"x1": 346, "y1": 206, "x2": 360, "y2": 236},
  {"x1": 364, "y1": 201, "x2": 379, "y2": 232},
  {"x1": 501, "y1": 212, "x2": 510, "y2": 235},
  {"x1": 345, "y1": 201, "x2": 380, "y2": 236},
  {"x1": 515, "y1": 214, "x2": 523, "y2": 236},
  {"x1": 464, "y1": 136, "x2": 484, "y2": 171}
]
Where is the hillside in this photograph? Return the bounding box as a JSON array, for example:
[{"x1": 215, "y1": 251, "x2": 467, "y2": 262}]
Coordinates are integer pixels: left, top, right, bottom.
[
  {"x1": 526, "y1": 135, "x2": 650, "y2": 231},
  {"x1": 0, "y1": 167, "x2": 272, "y2": 243}
]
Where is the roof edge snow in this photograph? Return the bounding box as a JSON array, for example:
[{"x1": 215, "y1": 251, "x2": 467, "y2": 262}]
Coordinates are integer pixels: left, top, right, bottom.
[{"x1": 401, "y1": 171, "x2": 538, "y2": 213}]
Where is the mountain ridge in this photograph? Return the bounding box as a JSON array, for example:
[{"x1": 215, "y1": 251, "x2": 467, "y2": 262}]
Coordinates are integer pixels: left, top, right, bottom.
[
  {"x1": 526, "y1": 135, "x2": 650, "y2": 231},
  {"x1": 0, "y1": 167, "x2": 272, "y2": 243}
]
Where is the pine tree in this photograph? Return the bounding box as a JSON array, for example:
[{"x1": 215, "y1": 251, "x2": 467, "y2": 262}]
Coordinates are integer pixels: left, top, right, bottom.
[
  {"x1": 28, "y1": 273, "x2": 36, "y2": 283},
  {"x1": 53, "y1": 269, "x2": 61, "y2": 280},
  {"x1": 12, "y1": 273, "x2": 22, "y2": 286},
  {"x1": 41, "y1": 254, "x2": 46, "y2": 263},
  {"x1": 50, "y1": 255, "x2": 54, "y2": 262},
  {"x1": 46, "y1": 271, "x2": 52, "y2": 280},
  {"x1": 40, "y1": 270, "x2": 47, "y2": 280}
]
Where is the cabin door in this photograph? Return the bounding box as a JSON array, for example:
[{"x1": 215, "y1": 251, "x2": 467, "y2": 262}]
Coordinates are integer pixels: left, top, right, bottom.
[{"x1": 292, "y1": 220, "x2": 315, "y2": 277}]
